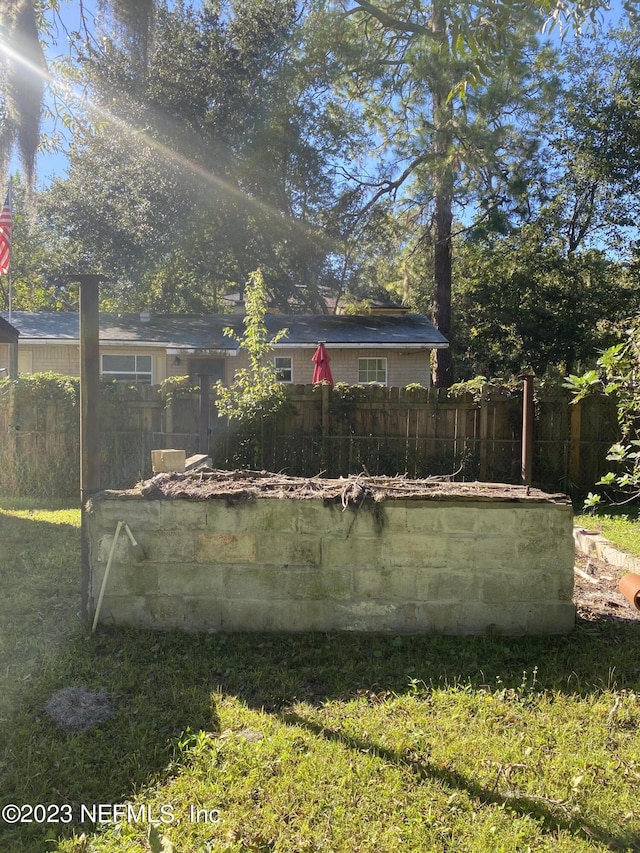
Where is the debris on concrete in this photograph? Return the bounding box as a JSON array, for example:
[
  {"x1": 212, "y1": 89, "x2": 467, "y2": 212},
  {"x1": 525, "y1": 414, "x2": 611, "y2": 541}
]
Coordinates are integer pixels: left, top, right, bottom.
[{"x1": 121, "y1": 469, "x2": 568, "y2": 504}]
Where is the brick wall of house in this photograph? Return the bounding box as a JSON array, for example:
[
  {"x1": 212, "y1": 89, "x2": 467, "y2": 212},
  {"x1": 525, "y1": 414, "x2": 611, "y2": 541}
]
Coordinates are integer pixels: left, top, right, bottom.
[
  {"x1": 2, "y1": 342, "x2": 431, "y2": 387},
  {"x1": 0, "y1": 345, "x2": 168, "y2": 383},
  {"x1": 211, "y1": 347, "x2": 431, "y2": 387}
]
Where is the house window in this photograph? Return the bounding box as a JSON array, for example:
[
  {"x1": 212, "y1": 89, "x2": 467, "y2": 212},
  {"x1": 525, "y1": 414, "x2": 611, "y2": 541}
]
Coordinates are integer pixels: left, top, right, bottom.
[
  {"x1": 102, "y1": 354, "x2": 153, "y2": 383},
  {"x1": 275, "y1": 356, "x2": 293, "y2": 383},
  {"x1": 358, "y1": 357, "x2": 387, "y2": 385}
]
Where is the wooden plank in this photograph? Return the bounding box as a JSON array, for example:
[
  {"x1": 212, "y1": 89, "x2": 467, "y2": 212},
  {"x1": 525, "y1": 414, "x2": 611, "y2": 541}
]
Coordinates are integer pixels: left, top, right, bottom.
[{"x1": 569, "y1": 399, "x2": 582, "y2": 487}]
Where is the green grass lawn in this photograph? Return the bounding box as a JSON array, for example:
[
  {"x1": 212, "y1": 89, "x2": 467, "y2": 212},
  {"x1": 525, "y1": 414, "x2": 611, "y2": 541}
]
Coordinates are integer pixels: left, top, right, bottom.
[
  {"x1": 1, "y1": 500, "x2": 640, "y2": 852},
  {"x1": 575, "y1": 506, "x2": 640, "y2": 557}
]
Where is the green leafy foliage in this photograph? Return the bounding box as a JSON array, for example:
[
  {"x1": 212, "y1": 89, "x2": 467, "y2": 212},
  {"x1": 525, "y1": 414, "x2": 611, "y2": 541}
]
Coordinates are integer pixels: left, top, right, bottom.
[
  {"x1": 159, "y1": 375, "x2": 198, "y2": 406},
  {"x1": 452, "y1": 227, "x2": 639, "y2": 379},
  {"x1": 575, "y1": 507, "x2": 640, "y2": 555},
  {"x1": 17, "y1": 0, "x2": 354, "y2": 313},
  {"x1": 0, "y1": 371, "x2": 79, "y2": 407},
  {"x1": 447, "y1": 375, "x2": 523, "y2": 402},
  {"x1": 214, "y1": 270, "x2": 288, "y2": 423},
  {"x1": 323, "y1": 0, "x2": 588, "y2": 384},
  {"x1": 568, "y1": 322, "x2": 640, "y2": 508}
]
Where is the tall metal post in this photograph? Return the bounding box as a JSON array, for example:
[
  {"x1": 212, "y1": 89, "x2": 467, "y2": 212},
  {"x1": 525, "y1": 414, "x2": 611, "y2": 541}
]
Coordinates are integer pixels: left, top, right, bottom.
[
  {"x1": 71, "y1": 275, "x2": 103, "y2": 619},
  {"x1": 521, "y1": 373, "x2": 535, "y2": 486},
  {"x1": 78, "y1": 276, "x2": 102, "y2": 502},
  {"x1": 198, "y1": 373, "x2": 211, "y2": 455}
]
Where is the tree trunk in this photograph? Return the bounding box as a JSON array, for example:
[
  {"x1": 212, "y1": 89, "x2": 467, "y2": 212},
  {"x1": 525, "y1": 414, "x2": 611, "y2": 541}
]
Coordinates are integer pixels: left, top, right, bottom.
[
  {"x1": 430, "y1": 0, "x2": 454, "y2": 388},
  {"x1": 432, "y1": 177, "x2": 453, "y2": 387}
]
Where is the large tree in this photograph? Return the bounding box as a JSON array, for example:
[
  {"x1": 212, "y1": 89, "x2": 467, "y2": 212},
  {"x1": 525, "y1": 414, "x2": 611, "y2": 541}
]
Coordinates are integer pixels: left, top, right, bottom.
[
  {"x1": 325, "y1": 0, "x2": 557, "y2": 384},
  {"x1": 3, "y1": 0, "x2": 639, "y2": 326},
  {"x1": 15, "y1": 0, "x2": 355, "y2": 312},
  {"x1": 534, "y1": 26, "x2": 640, "y2": 256},
  {"x1": 451, "y1": 227, "x2": 639, "y2": 377},
  {"x1": 2, "y1": 0, "x2": 636, "y2": 181},
  {"x1": 448, "y1": 24, "x2": 640, "y2": 379}
]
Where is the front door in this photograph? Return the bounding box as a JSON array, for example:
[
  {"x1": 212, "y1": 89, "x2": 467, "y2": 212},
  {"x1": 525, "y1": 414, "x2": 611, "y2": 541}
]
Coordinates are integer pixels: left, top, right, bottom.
[{"x1": 188, "y1": 358, "x2": 226, "y2": 384}]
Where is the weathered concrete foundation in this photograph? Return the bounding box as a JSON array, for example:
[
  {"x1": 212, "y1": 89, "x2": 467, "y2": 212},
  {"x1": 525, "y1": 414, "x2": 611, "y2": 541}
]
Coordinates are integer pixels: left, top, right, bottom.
[{"x1": 86, "y1": 479, "x2": 575, "y2": 635}]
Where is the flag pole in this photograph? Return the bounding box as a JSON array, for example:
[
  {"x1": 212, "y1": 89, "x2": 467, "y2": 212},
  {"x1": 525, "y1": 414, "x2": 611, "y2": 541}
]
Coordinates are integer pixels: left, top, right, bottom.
[{"x1": 7, "y1": 178, "x2": 12, "y2": 324}]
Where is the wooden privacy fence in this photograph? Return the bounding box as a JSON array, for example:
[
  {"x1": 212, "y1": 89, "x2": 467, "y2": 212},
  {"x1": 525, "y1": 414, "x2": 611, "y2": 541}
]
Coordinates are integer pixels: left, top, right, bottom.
[
  {"x1": 206, "y1": 384, "x2": 617, "y2": 493},
  {"x1": 212, "y1": 384, "x2": 523, "y2": 483},
  {"x1": 0, "y1": 379, "x2": 619, "y2": 497}
]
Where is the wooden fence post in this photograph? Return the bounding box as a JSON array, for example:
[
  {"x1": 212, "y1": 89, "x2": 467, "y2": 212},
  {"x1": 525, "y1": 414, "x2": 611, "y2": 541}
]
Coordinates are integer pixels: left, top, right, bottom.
[
  {"x1": 479, "y1": 385, "x2": 489, "y2": 481},
  {"x1": 569, "y1": 398, "x2": 582, "y2": 488},
  {"x1": 162, "y1": 384, "x2": 174, "y2": 437},
  {"x1": 6, "y1": 380, "x2": 17, "y2": 492},
  {"x1": 71, "y1": 273, "x2": 104, "y2": 622},
  {"x1": 8, "y1": 340, "x2": 18, "y2": 379},
  {"x1": 78, "y1": 277, "x2": 101, "y2": 502},
  {"x1": 321, "y1": 383, "x2": 330, "y2": 436},
  {"x1": 198, "y1": 373, "x2": 211, "y2": 455}
]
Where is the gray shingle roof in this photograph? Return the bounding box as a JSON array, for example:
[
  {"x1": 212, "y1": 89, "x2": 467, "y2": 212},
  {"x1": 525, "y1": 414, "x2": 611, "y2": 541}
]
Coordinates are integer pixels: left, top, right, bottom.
[{"x1": 1, "y1": 312, "x2": 448, "y2": 350}]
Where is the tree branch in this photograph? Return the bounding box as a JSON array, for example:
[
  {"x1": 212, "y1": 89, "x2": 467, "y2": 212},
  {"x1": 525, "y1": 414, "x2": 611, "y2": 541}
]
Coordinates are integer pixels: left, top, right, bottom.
[
  {"x1": 356, "y1": 152, "x2": 432, "y2": 215},
  {"x1": 345, "y1": 0, "x2": 432, "y2": 37}
]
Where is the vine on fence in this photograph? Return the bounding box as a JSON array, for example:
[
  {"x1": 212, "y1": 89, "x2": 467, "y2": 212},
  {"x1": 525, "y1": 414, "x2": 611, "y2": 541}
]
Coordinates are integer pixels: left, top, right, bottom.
[
  {"x1": 448, "y1": 375, "x2": 522, "y2": 402},
  {"x1": 0, "y1": 373, "x2": 80, "y2": 497},
  {"x1": 0, "y1": 367, "x2": 612, "y2": 497},
  {"x1": 448, "y1": 372, "x2": 570, "y2": 403},
  {"x1": 160, "y1": 375, "x2": 199, "y2": 404},
  {"x1": 565, "y1": 326, "x2": 639, "y2": 509},
  {"x1": 0, "y1": 372, "x2": 79, "y2": 406}
]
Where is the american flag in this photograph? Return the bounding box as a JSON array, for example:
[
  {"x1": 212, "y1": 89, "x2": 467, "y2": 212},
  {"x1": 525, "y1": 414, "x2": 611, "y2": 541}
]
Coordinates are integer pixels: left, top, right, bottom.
[{"x1": 0, "y1": 194, "x2": 11, "y2": 275}]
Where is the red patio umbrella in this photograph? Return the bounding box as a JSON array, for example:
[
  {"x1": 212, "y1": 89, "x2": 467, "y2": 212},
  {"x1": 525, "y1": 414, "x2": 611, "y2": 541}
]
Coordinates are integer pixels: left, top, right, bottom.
[{"x1": 312, "y1": 342, "x2": 334, "y2": 387}]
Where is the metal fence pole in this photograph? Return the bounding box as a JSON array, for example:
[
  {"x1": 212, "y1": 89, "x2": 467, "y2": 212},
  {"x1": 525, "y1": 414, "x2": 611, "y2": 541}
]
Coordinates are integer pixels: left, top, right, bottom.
[
  {"x1": 198, "y1": 373, "x2": 211, "y2": 455},
  {"x1": 71, "y1": 274, "x2": 104, "y2": 620},
  {"x1": 521, "y1": 373, "x2": 535, "y2": 486}
]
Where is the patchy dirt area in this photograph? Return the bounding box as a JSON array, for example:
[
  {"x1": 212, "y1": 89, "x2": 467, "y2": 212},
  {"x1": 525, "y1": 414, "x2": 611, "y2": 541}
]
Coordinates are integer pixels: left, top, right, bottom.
[
  {"x1": 130, "y1": 469, "x2": 568, "y2": 504},
  {"x1": 574, "y1": 549, "x2": 640, "y2": 623}
]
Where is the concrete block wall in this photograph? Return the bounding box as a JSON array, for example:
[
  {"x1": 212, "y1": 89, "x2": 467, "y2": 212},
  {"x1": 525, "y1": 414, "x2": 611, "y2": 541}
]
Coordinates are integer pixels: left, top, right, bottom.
[{"x1": 86, "y1": 493, "x2": 575, "y2": 635}]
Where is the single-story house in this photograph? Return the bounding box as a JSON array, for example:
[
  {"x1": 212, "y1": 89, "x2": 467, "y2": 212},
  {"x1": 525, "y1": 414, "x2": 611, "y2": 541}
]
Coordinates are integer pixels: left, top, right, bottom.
[{"x1": 0, "y1": 311, "x2": 448, "y2": 387}]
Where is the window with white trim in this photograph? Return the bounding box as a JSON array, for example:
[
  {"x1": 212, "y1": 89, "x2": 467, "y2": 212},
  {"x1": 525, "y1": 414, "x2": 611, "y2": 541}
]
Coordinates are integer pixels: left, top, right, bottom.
[
  {"x1": 101, "y1": 354, "x2": 153, "y2": 383},
  {"x1": 274, "y1": 356, "x2": 293, "y2": 383},
  {"x1": 358, "y1": 357, "x2": 387, "y2": 385}
]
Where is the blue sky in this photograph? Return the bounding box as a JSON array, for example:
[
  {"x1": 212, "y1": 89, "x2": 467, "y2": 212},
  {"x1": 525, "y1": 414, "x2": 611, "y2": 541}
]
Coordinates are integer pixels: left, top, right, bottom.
[{"x1": 10, "y1": 0, "x2": 633, "y2": 188}]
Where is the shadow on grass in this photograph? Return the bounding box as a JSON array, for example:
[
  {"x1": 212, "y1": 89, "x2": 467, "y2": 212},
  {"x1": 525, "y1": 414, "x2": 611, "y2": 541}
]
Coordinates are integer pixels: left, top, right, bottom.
[
  {"x1": 279, "y1": 708, "x2": 639, "y2": 852},
  {"x1": 2, "y1": 508, "x2": 640, "y2": 850},
  {"x1": 0, "y1": 511, "x2": 222, "y2": 851},
  {"x1": 4, "y1": 620, "x2": 640, "y2": 850}
]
